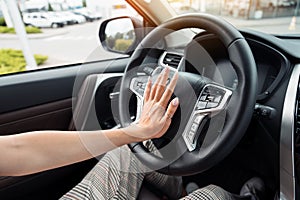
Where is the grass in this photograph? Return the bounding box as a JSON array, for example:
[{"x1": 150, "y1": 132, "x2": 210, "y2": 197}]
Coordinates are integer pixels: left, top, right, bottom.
[
  {"x1": 114, "y1": 39, "x2": 133, "y2": 52},
  {"x1": 0, "y1": 26, "x2": 42, "y2": 34},
  {"x1": 0, "y1": 49, "x2": 48, "y2": 75},
  {"x1": 0, "y1": 17, "x2": 6, "y2": 26}
]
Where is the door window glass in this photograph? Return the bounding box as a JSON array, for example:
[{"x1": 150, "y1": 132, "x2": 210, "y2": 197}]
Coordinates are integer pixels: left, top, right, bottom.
[{"x1": 0, "y1": 0, "x2": 140, "y2": 75}]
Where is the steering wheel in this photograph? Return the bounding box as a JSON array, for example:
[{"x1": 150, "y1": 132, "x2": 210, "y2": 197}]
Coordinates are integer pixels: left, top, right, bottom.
[{"x1": 119, "y1": 13, "x2": 257, "y2": 176}]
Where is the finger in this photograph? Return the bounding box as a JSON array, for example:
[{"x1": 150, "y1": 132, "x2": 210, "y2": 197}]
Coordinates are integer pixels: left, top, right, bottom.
[
  {"x1": 150, "y1": 73, "x2": 163, "y2": 100},
  {"x1": 159, "y1": 72, "x2": 178, "y2": 107},
  {"x1": 154, "y1": 67, "x2": 170, "y2": 101},
  {"x1": 162, "y1": 97, "x2": 179, "y2": 122},
  {"x1": 143, "y1": 76, "x2": 152, "y2": 102}
]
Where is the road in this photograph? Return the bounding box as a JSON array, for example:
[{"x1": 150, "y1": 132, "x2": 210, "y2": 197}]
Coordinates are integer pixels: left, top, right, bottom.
[{"x1": 0, "y1": 17, "x2": 299, "y2": 68}]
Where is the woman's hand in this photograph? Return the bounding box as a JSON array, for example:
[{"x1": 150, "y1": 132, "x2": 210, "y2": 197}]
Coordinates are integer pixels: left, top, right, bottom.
[{"x1": 123, "y1": 67, "x2": 179, "y2": 141}]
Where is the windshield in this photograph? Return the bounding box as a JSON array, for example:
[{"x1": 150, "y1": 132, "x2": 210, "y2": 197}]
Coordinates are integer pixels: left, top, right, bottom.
[{"x1": 167, "y1": 0, "x2": 300, "y2": 35}]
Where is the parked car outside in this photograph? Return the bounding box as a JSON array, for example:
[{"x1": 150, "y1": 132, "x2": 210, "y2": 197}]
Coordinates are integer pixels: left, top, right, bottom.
[
  {"x1": 72, "y1": 8, "x2": 101, "y2": 22},
  {"x1": 50, "y1": 11, "x2": 86, "y2": 25},
  {"x1": 60, "y1": 11, "x2": 86, "y2": 24},
  {"x1": 22, "y1": 12, "x2": 66, "y2": 28}
]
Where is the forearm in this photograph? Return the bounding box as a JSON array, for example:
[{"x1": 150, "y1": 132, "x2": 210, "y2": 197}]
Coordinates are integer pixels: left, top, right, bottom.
[
  {"x1": 0, "y1": 129, "x2": 139, "y2": 176},
  {"x1": 0, "y1": 68, "x2": 179, "y2": 176}
]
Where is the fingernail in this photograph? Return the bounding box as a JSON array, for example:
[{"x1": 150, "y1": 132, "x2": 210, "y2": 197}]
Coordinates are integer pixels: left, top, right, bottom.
[
  {"x1": 148, "y1": 76, "x2": 151, "y2": 82},
  {"x1": 172, "y1": 97, "x2": 179, "y2": 106}
]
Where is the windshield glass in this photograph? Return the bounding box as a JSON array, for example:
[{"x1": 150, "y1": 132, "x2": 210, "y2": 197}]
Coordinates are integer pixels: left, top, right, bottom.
[{"x1": 167, "y1": 0, "x2": 300, "y2": 35}]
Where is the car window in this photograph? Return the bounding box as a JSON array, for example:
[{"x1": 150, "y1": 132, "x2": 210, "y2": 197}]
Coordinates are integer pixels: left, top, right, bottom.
[
  {"x1": 0, "y1": 0, "x2": 139, "y2": 75},
  {"x1": 167, "y1": 0, "x2": 299, "y2": 35}
]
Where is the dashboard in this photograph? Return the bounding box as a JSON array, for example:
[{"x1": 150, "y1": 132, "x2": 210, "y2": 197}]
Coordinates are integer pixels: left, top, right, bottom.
[
  {"x1": 156, "y1": 30, "x2": 299, "y2": 200},
  {"x1": 159, "y1": 32, "x2": 290, "y2": 101}
]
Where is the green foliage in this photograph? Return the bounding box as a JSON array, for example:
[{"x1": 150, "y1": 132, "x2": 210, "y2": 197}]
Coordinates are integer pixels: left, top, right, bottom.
[
  {"x1": 0, "y1": 49, "x2": 48, "y2": 75},
  {"x1": 114, "y1": 39, "x2": 133, "y2": 52},
  {"x1": 106, "y1": 35, "x2": 116, "y2": 49},
  {"x1": 0, "y1": 17, "x2": 6, "y2": 26},
  {"x1": 0, "y1": 26, "x2": 42, "y2": 34},
  {"x1": 82, "y1": 0, "x2": 87, "y2": 7},
  {"x1": 0, "y1": 26, "x2": 15, "y2": 33},
  {"x1": 48, "y1": 3, "x2": 54, "y2": 11},
  {"x1": 25, "y1": 26, "x2": 42, "y2": 33},
  {"x1": 115, "y1": 32, "x2": 123, "y2": 40}
]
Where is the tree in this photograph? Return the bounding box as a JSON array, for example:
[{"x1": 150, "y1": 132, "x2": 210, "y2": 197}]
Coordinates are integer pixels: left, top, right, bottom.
[
  {"x1": 48, "y1": 3, "x2": 53, "y2": 11},
  {"x1": 82, "y1": 0, "x2": 87, "y2": 7},
  {"x1": 115, "y1": 32, "x2": 123, "y2": 40},
  {"x1": 106, "y1": 36, "x2": 116, "y2": 50},
  {"x1": 127, "y1": 30, "x2": 135, "y2": 40}
]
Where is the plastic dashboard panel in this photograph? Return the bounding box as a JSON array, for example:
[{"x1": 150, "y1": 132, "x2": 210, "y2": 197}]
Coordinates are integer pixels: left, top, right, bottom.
[{"x1": 183, "y1": 33, "x2": 290, "y2": 101}]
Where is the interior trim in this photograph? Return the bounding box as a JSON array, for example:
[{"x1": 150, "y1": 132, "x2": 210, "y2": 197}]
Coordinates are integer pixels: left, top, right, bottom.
[
  {"x1": 280, "y1": 64, "x2": 300, "y2": 200},
  {"x1": 73, "y1": 73, "x2": 123, "y2": 131},
  {"x1": 0, "y1": 98, "x2": 73, "y2": 135},
  {"x1": 0, "y1": 58, "x2": 129, "y2": 114},
  {"x1": 0, "y1": 98, "x2": 72, "y2": 125}
]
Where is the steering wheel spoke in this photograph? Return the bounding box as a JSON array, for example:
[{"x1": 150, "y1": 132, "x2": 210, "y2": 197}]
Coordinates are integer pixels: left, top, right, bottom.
[
  {"x1": 183, "y1": 84, "x2": 233, "y2": 151},
  {"x1": 129, "y1": 76, "x2": 148, "y2": 98},
  {"x1": 129, "y1": 75, "x2": 150, "y2": 121}
]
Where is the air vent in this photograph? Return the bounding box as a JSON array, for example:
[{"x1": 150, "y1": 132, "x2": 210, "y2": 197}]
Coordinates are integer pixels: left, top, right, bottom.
[{"x1": 162, "y1": 53, "x2": 182, "y2": 68}]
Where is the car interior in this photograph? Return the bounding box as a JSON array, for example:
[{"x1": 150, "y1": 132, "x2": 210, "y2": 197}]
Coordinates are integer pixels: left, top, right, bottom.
[{"x1": 0, "y1": 0, "x2": 300, "y2": 199}]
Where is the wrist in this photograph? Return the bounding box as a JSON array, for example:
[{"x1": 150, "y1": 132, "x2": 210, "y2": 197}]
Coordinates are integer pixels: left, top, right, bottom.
[{"x1": 120, "y1": 127, "x2": 143, "y2": 143}]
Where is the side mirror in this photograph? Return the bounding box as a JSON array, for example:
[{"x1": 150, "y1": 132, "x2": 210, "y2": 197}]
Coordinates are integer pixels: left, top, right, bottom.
[{"x1": 99, "y1": 16, "x2": 143, "y2": 55}]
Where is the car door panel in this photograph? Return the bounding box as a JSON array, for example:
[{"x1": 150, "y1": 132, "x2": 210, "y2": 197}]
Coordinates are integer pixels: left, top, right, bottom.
[
  {"x1": 0, "y1": 58, "x2": 129, "y2": 199},
  {"x1": 0, "y1": 58, "x2": 129, "y2": 114},
  {"x1": 0, "y1": 98, "x2": 73, "y2": 135}
]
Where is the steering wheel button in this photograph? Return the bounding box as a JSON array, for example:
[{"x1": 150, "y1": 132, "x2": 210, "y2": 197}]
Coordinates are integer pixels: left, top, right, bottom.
[
  {"x1": 196, "y1": 101, "x2": 207, "y2": 110},
  {"x1": 138, "y1": 88, "x2": 144, "y2": 95},
  {"x1": 200, "y1": 95, "x2": 207, "y2": 101},
  {"x1": 206, "y1": 95, "x2": 214, "y2": 101},
  {"x1": 187, "y1": 131, "x2": 196, "y2": 143},
  {"x1": 191, "y1": 123, "x2": 198, "y2": 132},
  {"x1": 206, "y1": 102, "x2": 219, "y2": 109},
  {"x1": 137, "y1": 82, "x2": 143, "y2": 87},
  {"x1": 214, "y1": 95, "x2": 222, "y2": 103},
  {"x1": 194, "y1": 115, "x2": 202, "y2": 124}
]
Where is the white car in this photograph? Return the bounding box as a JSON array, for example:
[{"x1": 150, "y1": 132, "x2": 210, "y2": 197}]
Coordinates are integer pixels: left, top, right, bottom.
[
  {"x1": 22, "y1": 12, "x2": 66, "y2": 28},
  {"x1": 72, "y1": 8, "x2": 101, "y2": 22},
  {"x1": 53, "y1": 11, "x2": 86, "y2": 25},
  {"x1": 63, "y1": 11, "x2": 86, "y2": 24}
]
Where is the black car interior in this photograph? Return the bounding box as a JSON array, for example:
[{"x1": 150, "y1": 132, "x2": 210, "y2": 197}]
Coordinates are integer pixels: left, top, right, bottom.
[{"x1": 0, "y1": 13, "x2": 300, "y2": 200}]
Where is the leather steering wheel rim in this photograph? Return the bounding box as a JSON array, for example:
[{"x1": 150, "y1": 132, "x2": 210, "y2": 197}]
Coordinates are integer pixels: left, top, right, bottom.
[{"x1": 119, "y1": 13, "x2": 257, "y2": 175}]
